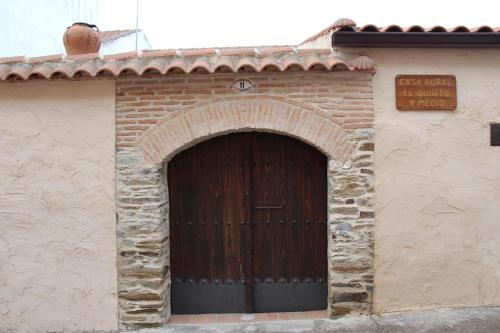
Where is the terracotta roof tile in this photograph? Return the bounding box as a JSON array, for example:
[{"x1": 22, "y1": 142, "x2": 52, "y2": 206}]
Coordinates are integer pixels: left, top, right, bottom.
[
  {"x1": 166, "y1": 59, "x2": 188, "y2": 73},
  {"x1": 0, "y1": 64, "x2": 11, "y2": 80},
  {"x1": 358, "y1": 24, "x2": 379, "y2": 33},
  {"x1": 213, "y1": 58, "x2": 234, "y2": 72},
  {"x1": 28, "y1": 54, "x2": 64, "y2": 63},
  {"x1": 259, "y1": 57, "x2": 282, "y2": 71},
  {"x1": 257, "y1": 46, "x2": 295, "y2": 56},
  {"x1": 100, "y1": 29, "x2": 136, "y2": 42},
  {"x1": 218, "y1": 47, "x2": 257, "y2": 57},
  {"x1": 0, "y1": 56, "x2": 26, "y2": 64},
  {"x1": 9, "y1": 64, "x2": 33, "y2": 80},
  {"x1": 75, "y1": 62, "x2": 98, "y2": 77},
  {"x1": 235, "y1": 57, "x2": 259, "y2": 72},
  {"x1": 282, "y1": 56, "x2": 306, "y2": 71},
  {"x1": 66, "y1": 53, "x2": 100, "y2": 61},
  {"x1": 297, "y1": 48, "x2": 331, "y2": 56},
  {"x1": 53, "y1": 63, "x2": 76, "y2": 78},
  {"x1": 190, "y1": 58, "x2": 212, "y2": 72},
  {"x1": 302, "y1": 18, "x2": 357, "y2": 44},
  {"x1": 102, "y1": 51, "x2": 140, "y2": 61},
  {"x1": 301, "y1": 18, "x2": 500, "y2": 45},
  {"x1": 303, "y1": 55, "x2": 323, "y2": 70},
  {"x1": 403, "y1": 25, "x2": 425, "y2": 32},
  {"x1": 141, "y1": 49, "x2": 178, "y2": 58},
  {"x1": 471, "y1": 25, "x2": 494, "y2": 32},
  {"x1": 179, "y1": 48, "x2": 216, "y2": 57},
  {"x1": 97, "y1": 61, "x2": 122, "y2": 76},
  {"x1": 326, "y1": 57, "x2": 349, "y2": 71},
  {"x1": 0, "y1": 46, "x2": 374, "y2": 81},
  {"x1": 31, "y1": 63, "x2": 55, "y2": 79},
  {"x1": 426, "y1": 25, "x2": 447, "y2": 33},
  {"x1": 348, "y1": 56, "x2": 376, "y2": 71}
]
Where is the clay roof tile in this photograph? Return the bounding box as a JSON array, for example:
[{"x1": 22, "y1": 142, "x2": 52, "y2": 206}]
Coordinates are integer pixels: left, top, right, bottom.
[
  {"x1": 0, "y1": 56, "x2": 26, "y2": 64},
  {"x1": 0, "y1": 43, "x2": 373, "y2": 81},
  {"x1": 165, "y1": 59, "x2": 188, "y2": 73},
  {"x1": 143, "y1": 58, "x2": 168, "y2": 74},
  {"x1": 100, "y1": 29, "x2": 137, "y2": 42},
  {"x1": 301, "y1": 19, "x2": 500, "y2": 47},
  {"x1": 141, "y1": 49, "x2": 178, "y2": 58},
  {"x1": 0, "y1": 64, "x2": 11, "y2": 80},
  {"x1": 218, "y1": 47, "x2": 257, "y2": 57},
  {"x1": 282, "y1": 56, "x2": 307, "y2": 71},
  {"x1": 235, "y1": 57, "x2": 259, "y2": 72},
  {"x1": 74, "y1": 61, "x2": 98, "y2": 77},
  {"x1": 180, "y1": 48, "x2": 216, "y2": 57},
  {"x1": 28, "y1": 54, "x2": 64, "y2": 63},
  {"x1": 9, "y1": 63, "x2": 34, "y2": 80},
  {"x1": 348, "y1": 56, "x2": 376, "y2": 72},
  {"x1": 66, "y1": 53, "x2": 100, "y2": 61},
  {"x1": 213, "y1": 58, "x2": 235, "y2": 73},
  {"x1": 189, "y1": 58, "x2": 212, "y2": 73},
  {"x1": 30, "y1": 63, "x2": 55, "y2": 79},
  {"x1": 52, "y1": 63, "x2": 76, "y2": 78},
  {"x1": 257, "y1": 46, "x2": 295, "y2": 57}
]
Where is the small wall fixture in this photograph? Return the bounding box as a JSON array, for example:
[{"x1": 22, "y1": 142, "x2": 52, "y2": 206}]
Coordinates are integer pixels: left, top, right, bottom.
[{"x1": 491, "y1": 123, "x2": 500, "y2": 146}]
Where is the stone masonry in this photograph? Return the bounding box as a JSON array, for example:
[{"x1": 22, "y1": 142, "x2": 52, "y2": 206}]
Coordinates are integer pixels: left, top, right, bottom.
[{"x1": 115, "y1": 71, "x2": 374, "y2": 329}]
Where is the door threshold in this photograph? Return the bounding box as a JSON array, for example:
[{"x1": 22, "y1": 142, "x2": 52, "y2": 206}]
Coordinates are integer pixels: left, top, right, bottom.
[{"x1": 168, "y1": 310, "x2": 328, "y2": 325}]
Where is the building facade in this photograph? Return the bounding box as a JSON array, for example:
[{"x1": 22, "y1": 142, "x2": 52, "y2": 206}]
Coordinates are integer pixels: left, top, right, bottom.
[{"x1": 0, "y1": 18, "x2": 499, "y2": 332}]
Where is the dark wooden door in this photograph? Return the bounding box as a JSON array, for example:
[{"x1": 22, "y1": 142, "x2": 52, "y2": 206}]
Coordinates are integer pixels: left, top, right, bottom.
[{"x1": 169, "y1": 133, "x2": 327, "y2": 314}]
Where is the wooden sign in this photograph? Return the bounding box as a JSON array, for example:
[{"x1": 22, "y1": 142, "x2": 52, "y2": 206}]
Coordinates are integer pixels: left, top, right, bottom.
[{"x1": 395, "y1": 75, "x2": 456, "y2": 110}]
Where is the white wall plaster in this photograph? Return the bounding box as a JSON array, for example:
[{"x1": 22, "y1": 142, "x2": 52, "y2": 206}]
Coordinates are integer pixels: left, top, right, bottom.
[
  {"x1": 366, "y1": 48, "x2": 500, "y2": 313},
  {"x1": 0, "y1": 80, "x2": 118, "y2": 332}
]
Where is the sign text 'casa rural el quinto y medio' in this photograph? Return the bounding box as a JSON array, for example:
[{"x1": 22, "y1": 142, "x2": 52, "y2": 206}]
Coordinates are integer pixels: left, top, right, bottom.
[{"x1": 396, "y1": 75, "x2": 457, "y2": 110}]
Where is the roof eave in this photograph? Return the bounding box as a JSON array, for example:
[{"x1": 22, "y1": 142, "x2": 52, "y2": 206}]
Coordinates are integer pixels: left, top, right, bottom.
[{"x1": 332, "y1": 32, "x2": 500, "y2": 48}]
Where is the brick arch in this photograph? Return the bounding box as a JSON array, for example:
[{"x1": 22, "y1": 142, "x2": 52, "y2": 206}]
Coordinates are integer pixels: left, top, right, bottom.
[
  {"x1": 135, "y1": 96, "x2": 352, "y2": 165},
  {"x1": 116, "y1": 95, "x2": 375, "y2": 329}
]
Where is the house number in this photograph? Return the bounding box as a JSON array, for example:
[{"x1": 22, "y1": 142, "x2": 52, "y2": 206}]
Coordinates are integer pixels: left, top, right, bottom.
[{"x1": 233, "y1": 79, "x2": 253, "y2": 92}]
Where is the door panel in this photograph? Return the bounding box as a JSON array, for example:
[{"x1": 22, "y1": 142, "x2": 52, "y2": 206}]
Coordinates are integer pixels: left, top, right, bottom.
[
  {"x1": 169, "y1": 133, "x2": 327, "y2": 314},
  {"x1": 169, "y1": 135, "x2": 248, "y2": 313},
  {"x1": 249, "y1": 134, "x2": 327, "y2": 312}
]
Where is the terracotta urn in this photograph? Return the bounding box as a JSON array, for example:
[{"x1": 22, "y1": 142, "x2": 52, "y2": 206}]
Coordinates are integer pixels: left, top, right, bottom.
[{"x1": 63, "y1": 22, "x2": 101, "y2": 55}]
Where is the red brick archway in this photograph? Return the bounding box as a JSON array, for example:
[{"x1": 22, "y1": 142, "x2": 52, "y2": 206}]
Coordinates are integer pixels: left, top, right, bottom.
[
  {"x1": 135, "y1": 97, "x2": 353, "y2": 166},
  {"x1": 116, "y1": 96, "x2": 374, "y2": 329}
]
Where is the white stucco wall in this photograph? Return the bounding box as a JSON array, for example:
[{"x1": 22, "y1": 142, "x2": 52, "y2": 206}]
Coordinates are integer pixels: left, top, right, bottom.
[
  {"x1": 0, "y1": 80, "x2": 117, "y2": 331},
  {"x1": 0, "y1": 0, "x2": 98, "y2": 57},
  {"x1": 364, "y1": 48, "x2": 500, "y2": 313}
]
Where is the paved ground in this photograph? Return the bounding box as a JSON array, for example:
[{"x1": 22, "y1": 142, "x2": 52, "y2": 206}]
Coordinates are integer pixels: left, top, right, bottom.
[
  {"x1": 129, "y1": 306, "x2": 500, "y2": 333},
  {"x1": 168, "y1": 310, "x2": 327, "y2": 324}
]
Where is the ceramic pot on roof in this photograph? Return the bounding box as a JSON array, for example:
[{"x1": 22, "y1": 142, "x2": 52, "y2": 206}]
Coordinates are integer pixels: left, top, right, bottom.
[{"x1": 63, "y1": 22, "x2": 101, "y2": 55}]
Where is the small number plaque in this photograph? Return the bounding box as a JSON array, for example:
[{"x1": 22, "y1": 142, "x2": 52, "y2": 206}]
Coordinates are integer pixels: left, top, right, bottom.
[{"x1": 233, "y1": 79, "x2": 253, "y2": 92}]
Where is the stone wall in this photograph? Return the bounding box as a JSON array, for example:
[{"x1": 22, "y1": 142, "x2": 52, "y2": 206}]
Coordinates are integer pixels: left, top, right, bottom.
[
  {"x1": 115, "y1": 71, "x2": 375, "y2": 329},
  {"x1": 329, "y1": 129, "x2": 374, "y2": 316}
]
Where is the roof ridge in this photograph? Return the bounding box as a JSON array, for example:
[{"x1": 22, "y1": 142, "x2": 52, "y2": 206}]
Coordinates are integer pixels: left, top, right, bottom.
[{"x1": 100, "y1": 29, "x2": 141, "y2": 42}]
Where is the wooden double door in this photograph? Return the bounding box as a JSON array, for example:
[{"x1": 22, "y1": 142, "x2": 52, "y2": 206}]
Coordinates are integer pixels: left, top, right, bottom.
[{"x1": 169, "y1": 132, "x2": 327, "y2": 314}]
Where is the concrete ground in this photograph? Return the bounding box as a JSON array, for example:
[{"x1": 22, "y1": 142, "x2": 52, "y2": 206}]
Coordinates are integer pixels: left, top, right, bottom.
[{"x1": 130, "y1": 306, "x2": 500, "y2": 333}]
